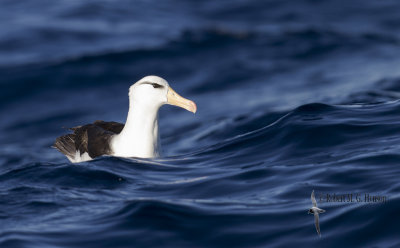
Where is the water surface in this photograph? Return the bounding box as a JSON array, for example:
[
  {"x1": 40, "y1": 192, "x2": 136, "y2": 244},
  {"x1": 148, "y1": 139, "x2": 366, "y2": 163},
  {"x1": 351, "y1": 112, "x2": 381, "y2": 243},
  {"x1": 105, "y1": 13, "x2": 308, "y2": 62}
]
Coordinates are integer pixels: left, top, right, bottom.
[{"x1": 1, "y1": 1, "x2": 400, "y2": 247}]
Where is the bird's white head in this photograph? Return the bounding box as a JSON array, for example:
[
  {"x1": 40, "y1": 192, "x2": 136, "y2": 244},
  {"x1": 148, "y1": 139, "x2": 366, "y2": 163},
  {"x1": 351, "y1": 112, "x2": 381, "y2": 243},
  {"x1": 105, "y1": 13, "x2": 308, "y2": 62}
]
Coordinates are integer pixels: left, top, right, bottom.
[{"x1": 129, "y1": 75, "x2": 197, "y2": 113}]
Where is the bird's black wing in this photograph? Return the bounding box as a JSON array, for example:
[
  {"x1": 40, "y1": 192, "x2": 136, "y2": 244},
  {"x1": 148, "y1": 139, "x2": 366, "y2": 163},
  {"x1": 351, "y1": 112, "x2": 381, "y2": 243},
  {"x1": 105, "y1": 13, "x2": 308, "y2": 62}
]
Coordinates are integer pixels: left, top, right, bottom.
[
  {"x1": 53, "y1": 133, "x2": 76, "y2": 160},
  {"x1": 73, "y1": 123, "x2": 117, "y2": 158},
  {"x1": 55, "y1": 120, "x2": 124, "y2": 160},
  {"x1": 93, "y1": 120, "x2": 124, "y2": 134}
]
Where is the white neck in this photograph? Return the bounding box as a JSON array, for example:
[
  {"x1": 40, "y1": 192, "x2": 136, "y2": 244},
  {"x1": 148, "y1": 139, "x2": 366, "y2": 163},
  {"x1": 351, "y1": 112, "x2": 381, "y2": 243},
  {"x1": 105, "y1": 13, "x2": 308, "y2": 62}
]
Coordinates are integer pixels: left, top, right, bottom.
[{"x1": 111, "y1": 102, "x2": 161, "y2": 158}]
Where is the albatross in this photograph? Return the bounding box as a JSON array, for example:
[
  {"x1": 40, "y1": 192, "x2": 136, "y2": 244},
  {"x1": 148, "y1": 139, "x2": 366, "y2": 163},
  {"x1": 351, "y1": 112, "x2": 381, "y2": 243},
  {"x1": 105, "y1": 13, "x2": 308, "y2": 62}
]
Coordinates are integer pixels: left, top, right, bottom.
[{"x1": 53, "y1": 75, "x2": 197, "y2": 163}]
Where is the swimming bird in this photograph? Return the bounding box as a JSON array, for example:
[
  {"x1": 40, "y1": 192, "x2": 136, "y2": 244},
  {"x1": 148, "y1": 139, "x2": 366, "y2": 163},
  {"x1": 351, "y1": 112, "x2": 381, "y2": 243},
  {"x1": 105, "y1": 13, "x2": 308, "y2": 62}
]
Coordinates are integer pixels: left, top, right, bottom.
[
  {"x1": 308, "y1": 190, "x2": 325, "y2": 237},
  {"x1": 53, "y1": 76, "x2": 197, "y2": 163}
]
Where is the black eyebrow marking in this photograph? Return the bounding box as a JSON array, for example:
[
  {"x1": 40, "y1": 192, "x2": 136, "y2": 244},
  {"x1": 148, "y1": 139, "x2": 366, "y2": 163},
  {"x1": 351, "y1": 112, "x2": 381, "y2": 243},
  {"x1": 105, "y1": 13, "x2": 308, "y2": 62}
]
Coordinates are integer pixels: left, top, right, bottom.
[{"x1": 141, "y1": 82, "x2": 164, "y2": 89}]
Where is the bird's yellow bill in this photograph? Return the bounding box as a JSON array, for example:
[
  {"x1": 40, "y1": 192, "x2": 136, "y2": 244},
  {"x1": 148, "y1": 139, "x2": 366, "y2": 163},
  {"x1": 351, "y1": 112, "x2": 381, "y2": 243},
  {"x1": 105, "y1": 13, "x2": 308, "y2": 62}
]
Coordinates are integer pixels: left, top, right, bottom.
[{"x1": 167, "y1": 86, "x2": 197, "y2": 113}]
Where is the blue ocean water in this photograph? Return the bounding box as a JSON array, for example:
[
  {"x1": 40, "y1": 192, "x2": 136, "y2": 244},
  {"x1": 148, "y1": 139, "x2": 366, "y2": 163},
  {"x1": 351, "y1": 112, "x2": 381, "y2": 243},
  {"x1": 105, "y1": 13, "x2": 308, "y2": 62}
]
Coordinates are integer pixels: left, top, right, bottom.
[{"x1": 1, "y1": 0, "x2": 400, "y2": 247}]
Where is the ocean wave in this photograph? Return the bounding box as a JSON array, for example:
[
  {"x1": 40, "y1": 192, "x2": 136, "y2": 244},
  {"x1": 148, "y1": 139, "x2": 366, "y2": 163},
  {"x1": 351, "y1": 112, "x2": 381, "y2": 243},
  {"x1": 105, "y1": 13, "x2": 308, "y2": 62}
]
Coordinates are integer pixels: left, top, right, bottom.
[
  {"x1": 2, "y1": 27, "x2": 399, "y2": 110},
  {"x1": 1, "y1": 97, "x2": 400, "y2": 247},
  {"x1": 191, "y1": 101, "x2": 400, "y2": 166},
  {"x1": 0, "y1": 162, "x2": 126, "y2": 189}
]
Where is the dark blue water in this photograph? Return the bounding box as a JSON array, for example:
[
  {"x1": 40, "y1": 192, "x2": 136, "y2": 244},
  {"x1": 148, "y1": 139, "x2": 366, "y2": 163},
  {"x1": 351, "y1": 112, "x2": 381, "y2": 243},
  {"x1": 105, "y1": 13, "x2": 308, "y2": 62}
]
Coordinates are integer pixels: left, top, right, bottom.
[{"x1": 1, "y1": 1, "x2": 400, "y2": 247}]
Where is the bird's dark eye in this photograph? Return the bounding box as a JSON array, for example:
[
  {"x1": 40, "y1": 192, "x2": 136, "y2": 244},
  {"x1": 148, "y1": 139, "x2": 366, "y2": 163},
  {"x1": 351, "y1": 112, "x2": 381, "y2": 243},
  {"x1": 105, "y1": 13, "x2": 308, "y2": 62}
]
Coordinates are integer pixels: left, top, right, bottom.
[
  {"x1": 141, "y1": 82, "x2": 164, "y2": 89},
  {"x1": 151, "y1": 83, "x2": 163, "y2": 89}
]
